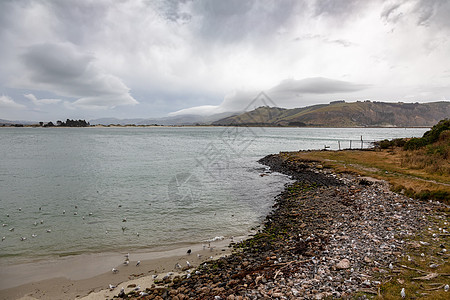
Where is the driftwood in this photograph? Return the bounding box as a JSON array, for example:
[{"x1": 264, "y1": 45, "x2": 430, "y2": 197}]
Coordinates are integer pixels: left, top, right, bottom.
[{"x1": 412, "y1": 273, "x2": 439, "y2": 280}]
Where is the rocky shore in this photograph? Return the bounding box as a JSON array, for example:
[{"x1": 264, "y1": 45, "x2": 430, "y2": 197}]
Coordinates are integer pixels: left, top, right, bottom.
[{"x1": 117, "y1": 153, "x2": 448, "y2": 299}]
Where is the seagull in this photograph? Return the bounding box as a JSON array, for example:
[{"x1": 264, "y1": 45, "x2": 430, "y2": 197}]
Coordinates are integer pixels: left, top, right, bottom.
[
  {"x1": 6, "y1": 214, "x2": 9, "y2": 217},
  {"x1": 124, "y1": 253, "x2": 130, "y2": 259},
  {"x1": 20, "y1": 237, "x2": 27, "y2": 241},
  {"x1": 109, "y1": 284, "x2": 116, "y2": 290},
  {"x1": 105, "y1": 230, "x2": 108, "y2": 234},
  {"x1": 186, "y1": 261, "x2": 191, "y2": 267},
  {"x1": 389, "y1": 263, "x2": 393, "y2": 270},
  {"x1": 187, "y1": 249, "x2": 191, "y2": 255},
  {"x1": 152, "y1": 274, "x2": 158, "y2": 279},
  {"x1": 63, "y1": 210, "x2": 65, "y2": 214},
  {"x1": 197, "y1": 254, "x2": 202, "y2": 259},
  {"x1": 33, "y1": 222, "x2": 38, "y2": 226},
  {"x1": 75, "y1": 205, "x2": 78, "y2": 209},
  {"x1": 1, "y1": 237, "x2": 5, "y2": 241},
  {"x1": 31, "y1": 234, "x2": 37, "y2": 238},
  {"x1": 2, "y1": 224, "x2": 7, "y2": 227},
  {"x1": 175, "y1": 263, "x2": 182, "y2": 269},
  {"x1": 134, "y1": 285, "x2": 140, "y2": 291},
  {"x1": 122, "y1": 218, "x2": 127, "y2": 222},
  {"x1": 89, "y1": 213, "x2": 93, "y2": 216},
  {"x1": 82, "y1": 216, "x2": 85, "y2": 220},
  {"x1": 112, "y1": 268, "x2": 118, "y2": 274},
  {"x1": 9, "y1": 227, "x2": 14, "y2": 232},
  {"x1": 139, "y1": 292, "x2": 149, "y2": 296},
  {"x1": 46, "y1": 229, "x2": 51, "y2": 233},
  {"x1": 123, "y1": 260, "x2": 129, "y2": 266},
  {"x1": 444, "y1": 284, "x2": 449, "y2": 291},
  {"x1": 40, "y1": 220, "x2": 44, "y2": 224},
  {"x1": 136, "y1": 232, "x2": 139, "y2": 237},
  {"x1": 18, "y1": 208, "x2": 22, "y2": 211},
  {"x1": 74, "y1": 212, "x2": 78, "y2": 215},
  {"x1": 186, "y1": 273, "x2": 191, "y2": 278},
  {"x1": 136, "y1": 260, "x2": 140, "y2": 266},
  {"x1": 400, "y1": 288, "x2": 405, "y2": 298}
]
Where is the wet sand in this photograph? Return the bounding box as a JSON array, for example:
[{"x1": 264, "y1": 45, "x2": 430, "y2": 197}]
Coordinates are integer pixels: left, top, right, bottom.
[{"x1": 0, "y1": 237, "x2": 243, "y2": 300}]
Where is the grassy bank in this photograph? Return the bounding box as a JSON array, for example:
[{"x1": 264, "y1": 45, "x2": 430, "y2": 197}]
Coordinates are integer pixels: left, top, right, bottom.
[
  {"x1": 278, "y1": 147, "x2": 449, "y2": 203},
  {"x1": 281, "y1": 119, "x2": 450, "y2": 202}
]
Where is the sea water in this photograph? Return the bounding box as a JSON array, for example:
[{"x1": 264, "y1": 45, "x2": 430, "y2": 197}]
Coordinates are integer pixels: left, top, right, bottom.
[{"x1": 0, "y1": 126, "x2": 427, "y2": 264}]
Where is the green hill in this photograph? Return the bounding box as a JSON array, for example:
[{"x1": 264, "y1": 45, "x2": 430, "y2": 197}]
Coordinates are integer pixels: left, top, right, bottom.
[{"x1": 213, "y1": 101, "x2": 450, "y2": 127}]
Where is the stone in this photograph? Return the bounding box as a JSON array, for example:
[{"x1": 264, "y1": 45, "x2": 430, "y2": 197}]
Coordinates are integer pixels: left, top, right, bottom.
[{"x1": 336, "y1": 259, "x2": 351, "y2": 269}]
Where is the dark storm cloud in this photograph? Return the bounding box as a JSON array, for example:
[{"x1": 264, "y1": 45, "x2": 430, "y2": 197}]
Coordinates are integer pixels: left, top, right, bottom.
[
  {"x1": 21, "y1": 43, "x2": 138, "y2": 108},
  {"x1": 190, "y1": 0, "x2": 303, "y2": 43}
]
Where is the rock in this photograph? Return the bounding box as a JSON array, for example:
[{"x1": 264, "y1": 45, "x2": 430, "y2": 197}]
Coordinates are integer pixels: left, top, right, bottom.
[{"x1": 336, "y1": 259, "x2": 351, "y2": 269}]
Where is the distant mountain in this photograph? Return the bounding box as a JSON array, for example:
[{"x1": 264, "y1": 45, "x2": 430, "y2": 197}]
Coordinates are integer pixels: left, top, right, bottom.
[
  {"x1": 212, "y1": 101, "x2": 450, "y2": 127},
  {"x1": 89, "y1": 112, "x2": 237, "y2": 126},
  {"x1": 0, "y1": 119, "x2": 36, "y2": 125}
]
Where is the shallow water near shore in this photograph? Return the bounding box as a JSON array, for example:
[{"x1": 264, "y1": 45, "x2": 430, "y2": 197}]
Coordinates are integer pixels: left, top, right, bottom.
[{"x1": 0, "y1": 127, "x2": 427, "y2": 267}]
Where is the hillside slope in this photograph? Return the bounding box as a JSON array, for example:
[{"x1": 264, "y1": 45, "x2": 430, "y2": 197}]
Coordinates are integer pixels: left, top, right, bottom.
[{"x1": 213, "y1": 101, "x2": 450, "y2": 127}]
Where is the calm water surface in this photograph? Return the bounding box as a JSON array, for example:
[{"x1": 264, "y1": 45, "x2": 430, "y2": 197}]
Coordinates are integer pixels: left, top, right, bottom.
[{"x1": 0, "y1": 127, "x2": 427, "y2": 264}]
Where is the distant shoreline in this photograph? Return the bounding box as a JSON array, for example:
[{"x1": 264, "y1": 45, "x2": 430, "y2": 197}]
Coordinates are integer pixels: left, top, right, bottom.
[{"x1": 0, "y1": 124, "x2": 432, "y2": 129}]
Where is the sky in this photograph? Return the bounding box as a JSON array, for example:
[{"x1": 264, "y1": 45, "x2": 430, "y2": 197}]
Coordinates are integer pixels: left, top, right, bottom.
[{"x1": 0, "y1": 0, "x2": 449, "y2": 122}]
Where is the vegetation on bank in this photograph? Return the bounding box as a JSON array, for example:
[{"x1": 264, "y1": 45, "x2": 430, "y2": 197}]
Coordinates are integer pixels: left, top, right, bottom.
[{"x1": 281, "y1": 119, "x2": 449, "y2": 202}]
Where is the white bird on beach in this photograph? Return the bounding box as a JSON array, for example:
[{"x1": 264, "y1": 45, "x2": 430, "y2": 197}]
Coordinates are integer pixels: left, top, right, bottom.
[
  {"x1": 175, "y1": 263, "x2": 182, "y2": 269},
  {"x1": 389, "y1": 263, "x2": 393, "y2": 270},
  {"x1": 9, "y1": 227, "x2": 14, "y2": 232},
  {"x1": 2, "y1": 224, "x2": 7, "y2": 227},
  {"x1": 123, "y1": 260, "x2": 129, "y2": 266},
  {"x1": 31, "y1": 234, "x2": 37, "y2": 238},
  {"x1": 20, "y1": 237, "x2": 27, "y2": 241},
  {"x1": 112, "y1": 268, "x2": 118, "y2": 274},
  {"x1": 40, "y1": 220, "x2": 44, "y2": 224},
  {"x1": 63, "y1": 210, "x2": 65, "y2": 214},
  {"x1": 401, "y1": 288, "x2": 406, "y2": 298},
  {"x1": 18, "y1": 208, "x2": 22, "y2": 211},
  {"x1": 33, "y1": 221, "x2": 38, "y2": 226},
  {"x1": 197, "y1": 254, "x2": 202, "y2": 259},
  {"x1": 134, "y1": 285, "x2": 140, "y2": 291},
  {"x1": 139, "y1": 292, "x2": 149, "y2": 296},
  {"x1": 1, "y1": 237, "x2": 5, "y2": 241},
  {"x1": 74, "y1": 212, "x2": 78, "y2": 215},
  {"x1": 89, "y1": 213, "x2": 93, "y2": 216},
  {"x1": 109, "y1": 284, "x2": 116, "y2": 290},
  {"x1": 186, "y1": 261, "x2": 191, "y2": 267},
  {"x1": 122, "y1": 217, "x2": 127, "y2": 222},
  {"x1": 124, "y1": 253, "x2": 129, "y2": 259},
  {"x1": 152, "y1": 275, "x2": 158, "y2": 279},
  {"x1": 136, "y1": 260, "x2": 140, "y2": 266},
  {"x1": 46, "y1": 229, "x2": 51, "y2": 233}
]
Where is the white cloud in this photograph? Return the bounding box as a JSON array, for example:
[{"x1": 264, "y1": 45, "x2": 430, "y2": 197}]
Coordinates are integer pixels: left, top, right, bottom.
[
  {"x1": 0, "y1": 95, "x2": 26, "y2": 110},
  {"x1": 24, "y1": 93, "x2": 61, "y2": 105},
  {"x1": 170, "y1": 77, "x2": 370, "y2": 116}
]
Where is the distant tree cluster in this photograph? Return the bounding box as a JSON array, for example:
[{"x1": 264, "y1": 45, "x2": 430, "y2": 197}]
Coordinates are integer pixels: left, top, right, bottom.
[{"x1": 41, "y1": 119, "x2": 90, "y2": 127}]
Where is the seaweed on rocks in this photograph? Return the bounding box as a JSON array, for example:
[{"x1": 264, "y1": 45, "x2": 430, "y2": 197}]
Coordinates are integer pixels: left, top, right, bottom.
[{"x1": 121, "y1": 154, "x2": 448, "y2": 300}]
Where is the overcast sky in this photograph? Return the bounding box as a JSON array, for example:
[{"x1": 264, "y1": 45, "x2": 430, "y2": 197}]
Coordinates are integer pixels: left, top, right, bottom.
[{"x1": 0, "y1": 0, "x2": 449, "y2": 121}]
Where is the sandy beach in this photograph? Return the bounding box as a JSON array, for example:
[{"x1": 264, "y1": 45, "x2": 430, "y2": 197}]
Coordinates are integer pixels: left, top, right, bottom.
[{"x1": 0, "y1": 237, "x2": 240, "y2": 300}]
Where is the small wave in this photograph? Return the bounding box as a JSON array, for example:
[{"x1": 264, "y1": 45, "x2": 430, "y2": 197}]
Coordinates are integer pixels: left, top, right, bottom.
[{"x1": 205, "y1": 236, "x2": 224, "y2": 242}]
